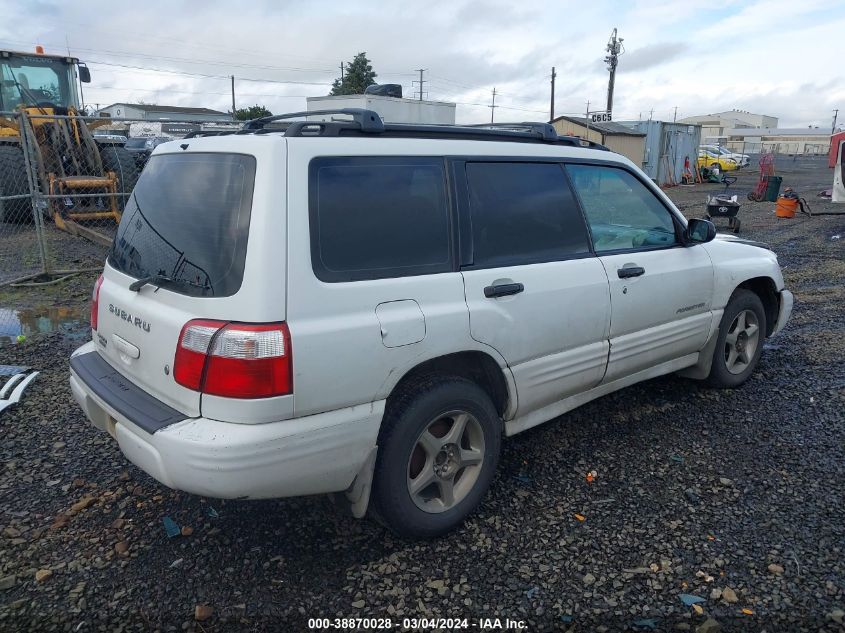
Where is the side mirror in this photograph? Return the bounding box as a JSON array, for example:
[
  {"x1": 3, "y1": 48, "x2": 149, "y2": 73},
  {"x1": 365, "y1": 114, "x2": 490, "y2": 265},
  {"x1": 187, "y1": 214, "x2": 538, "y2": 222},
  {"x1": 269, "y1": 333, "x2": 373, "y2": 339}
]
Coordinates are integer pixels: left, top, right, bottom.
[
  {"x1": 78, "y1": 64, "x2": 91, "y2": 83},
  {"x1": 686, "y1": 218, "x2": 716, "y2": 244}
]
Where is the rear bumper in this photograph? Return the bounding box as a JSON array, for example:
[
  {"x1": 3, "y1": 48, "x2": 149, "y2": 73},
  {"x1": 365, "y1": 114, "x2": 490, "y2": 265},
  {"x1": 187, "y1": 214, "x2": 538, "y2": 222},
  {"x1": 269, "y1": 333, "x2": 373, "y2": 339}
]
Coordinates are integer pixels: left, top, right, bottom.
[
  {"x1": 772, "y1": 289, "x2": 794, "y2": 336},
  {"x1": 69, "y1": 342, "x2": 384, "y2": 499}
]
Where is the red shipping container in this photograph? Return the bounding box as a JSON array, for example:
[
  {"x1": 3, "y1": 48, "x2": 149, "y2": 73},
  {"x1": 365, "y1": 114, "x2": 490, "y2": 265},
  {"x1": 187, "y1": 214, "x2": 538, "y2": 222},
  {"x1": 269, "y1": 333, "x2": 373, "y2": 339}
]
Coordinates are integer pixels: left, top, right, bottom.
[{"x1": 830, "y1": 131, "x2": 845, "y2": 168}]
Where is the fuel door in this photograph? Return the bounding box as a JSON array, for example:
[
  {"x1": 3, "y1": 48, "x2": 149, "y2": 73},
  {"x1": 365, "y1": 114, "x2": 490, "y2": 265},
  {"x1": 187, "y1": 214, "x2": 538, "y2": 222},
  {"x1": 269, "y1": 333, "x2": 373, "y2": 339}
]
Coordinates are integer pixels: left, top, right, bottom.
[{"x1": 375, "y1": 300, "x2": 426, "y2": 348}]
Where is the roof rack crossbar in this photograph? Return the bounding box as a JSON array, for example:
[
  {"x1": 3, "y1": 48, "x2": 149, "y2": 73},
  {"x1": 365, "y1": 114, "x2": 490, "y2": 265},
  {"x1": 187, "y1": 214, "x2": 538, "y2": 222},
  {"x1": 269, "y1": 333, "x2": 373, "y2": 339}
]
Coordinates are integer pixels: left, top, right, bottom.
[
  {"x1": 244, "y1": 108, "x2": 384, "y2": 133},
  {"x1": 553, "y1": 135, "x2": 608, "y2": 150},
  {"x1": 183, "y1": 130, "x2": 238, "y2": 139},
  {"x1": 468, "y1": 122, "x2": 559, "y2": 141}
]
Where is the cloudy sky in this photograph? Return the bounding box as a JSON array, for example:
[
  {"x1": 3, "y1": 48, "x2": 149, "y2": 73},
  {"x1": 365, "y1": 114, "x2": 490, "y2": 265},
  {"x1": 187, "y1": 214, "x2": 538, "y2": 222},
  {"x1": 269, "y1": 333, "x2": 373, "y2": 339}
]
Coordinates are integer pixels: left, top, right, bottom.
[{"x1": 2, "y1": 0, "x2": 842, "y2": 128}]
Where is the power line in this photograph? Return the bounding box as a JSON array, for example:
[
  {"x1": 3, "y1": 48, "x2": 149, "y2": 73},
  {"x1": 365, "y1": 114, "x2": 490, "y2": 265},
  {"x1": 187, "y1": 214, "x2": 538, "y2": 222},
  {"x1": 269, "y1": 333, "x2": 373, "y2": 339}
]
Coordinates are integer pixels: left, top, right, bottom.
[
  {"x1": 1, "y1": 37, "x2": 338, "y2": 74},
  {"x1": 14, "y1": 22, "x2": 349, "y2": 66},
  {"x1": 86, "y1": 85, "x2": 316, "y2": 98},
  {"x1": 85, "y1": 60, "x2": 331, "y2": 86},
  {"x1": 3, "y1": 36, "x2": 569, "y2": 116},
  {"x1": 2, "y1": 36, "x2": 419, "y2": 79}
]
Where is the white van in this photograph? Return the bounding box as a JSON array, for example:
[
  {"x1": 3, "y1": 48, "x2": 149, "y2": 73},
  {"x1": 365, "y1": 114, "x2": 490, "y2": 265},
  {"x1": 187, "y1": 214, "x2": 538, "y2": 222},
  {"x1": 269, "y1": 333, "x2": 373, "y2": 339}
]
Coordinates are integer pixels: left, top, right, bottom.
[{"x1": 69, "y1": 110, "x2": 793, "y2": 538}]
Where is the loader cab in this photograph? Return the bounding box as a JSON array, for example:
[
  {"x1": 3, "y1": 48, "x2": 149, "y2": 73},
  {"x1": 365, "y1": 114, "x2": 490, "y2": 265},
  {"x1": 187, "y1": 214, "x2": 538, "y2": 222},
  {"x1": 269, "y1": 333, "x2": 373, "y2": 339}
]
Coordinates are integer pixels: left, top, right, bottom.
[{"x1": 0, "y1": 49, "x2": 89, "y2": 112}]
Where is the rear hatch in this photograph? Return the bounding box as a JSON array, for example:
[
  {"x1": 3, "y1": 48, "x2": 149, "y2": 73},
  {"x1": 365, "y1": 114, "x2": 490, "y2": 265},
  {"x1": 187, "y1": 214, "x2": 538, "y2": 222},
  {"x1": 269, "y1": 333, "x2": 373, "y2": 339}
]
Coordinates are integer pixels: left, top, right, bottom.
[{"x1": 93, "y1": 149, "x2": 260, "y2": 417}]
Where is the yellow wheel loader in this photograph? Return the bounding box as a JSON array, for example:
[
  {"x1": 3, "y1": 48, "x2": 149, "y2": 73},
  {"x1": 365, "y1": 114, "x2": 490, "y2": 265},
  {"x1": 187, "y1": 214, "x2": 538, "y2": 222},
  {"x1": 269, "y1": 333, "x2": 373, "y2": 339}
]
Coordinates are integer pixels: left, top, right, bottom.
[{"x1": 0, "y1": 48, "x2": 137, "y2": 242}]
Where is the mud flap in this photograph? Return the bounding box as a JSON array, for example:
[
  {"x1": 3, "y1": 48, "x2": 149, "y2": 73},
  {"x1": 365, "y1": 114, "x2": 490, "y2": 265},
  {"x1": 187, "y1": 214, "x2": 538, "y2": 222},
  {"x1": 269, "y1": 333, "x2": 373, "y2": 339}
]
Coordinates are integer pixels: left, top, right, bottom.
[
  {"x1": 343, "y1": 446, "x2": 378, "y2": 519},
  {"x1": 677, "y1": 328, "x2": 720, "y2": 380}
]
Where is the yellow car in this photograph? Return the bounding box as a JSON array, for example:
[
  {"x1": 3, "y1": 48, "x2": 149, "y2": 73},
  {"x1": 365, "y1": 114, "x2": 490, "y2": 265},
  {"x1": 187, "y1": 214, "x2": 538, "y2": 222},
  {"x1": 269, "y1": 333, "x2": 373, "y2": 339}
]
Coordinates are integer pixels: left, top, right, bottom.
[{"x1": 698, "y1": 148, "x2": 738, "y2": 172}]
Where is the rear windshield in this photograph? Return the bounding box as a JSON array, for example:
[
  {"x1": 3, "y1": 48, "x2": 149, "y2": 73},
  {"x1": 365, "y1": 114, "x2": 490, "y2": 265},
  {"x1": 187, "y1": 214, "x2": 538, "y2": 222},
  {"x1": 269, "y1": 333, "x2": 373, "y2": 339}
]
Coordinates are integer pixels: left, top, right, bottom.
[
  {"x1": 125, "y1": 138, "x2": 149, "y2": 149},
  {"x1": 108, "y1": 153, "x2": 256, "y2": 297}
]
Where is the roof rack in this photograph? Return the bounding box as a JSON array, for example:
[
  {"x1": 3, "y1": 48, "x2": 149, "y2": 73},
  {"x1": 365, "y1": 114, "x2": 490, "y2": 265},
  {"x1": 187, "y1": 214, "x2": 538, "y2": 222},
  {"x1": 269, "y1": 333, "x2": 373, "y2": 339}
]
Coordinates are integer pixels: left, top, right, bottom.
[
  {"x1": 187, "y1": 108, "x2": 609, "y2": 149},
  {"x1": 243, "y1": 108, "x2": 385, "y2": 133},
  {"x1": 183, "y1": 130, "x2": 238, "y2": 139},
  {"x1": 467, "y1": 122, "x2": 558, "y2": 141}
]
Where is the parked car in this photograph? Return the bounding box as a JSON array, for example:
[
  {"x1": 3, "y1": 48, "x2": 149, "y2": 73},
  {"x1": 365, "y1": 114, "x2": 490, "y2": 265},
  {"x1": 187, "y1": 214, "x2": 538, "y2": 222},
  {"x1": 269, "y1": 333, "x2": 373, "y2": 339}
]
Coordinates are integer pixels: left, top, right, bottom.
[
  {"x1": 698, "y1": 148, "x2": 739, "y2": 172},
  {"x1": 69, "y1": 112, "x2": 793, "y2": 539},
  {"x1": 124, "y1": 136, "x2": 172, "y2": 167},
  {"x1": 702, "y1": 145, "x2": 750, "y2": 168}
]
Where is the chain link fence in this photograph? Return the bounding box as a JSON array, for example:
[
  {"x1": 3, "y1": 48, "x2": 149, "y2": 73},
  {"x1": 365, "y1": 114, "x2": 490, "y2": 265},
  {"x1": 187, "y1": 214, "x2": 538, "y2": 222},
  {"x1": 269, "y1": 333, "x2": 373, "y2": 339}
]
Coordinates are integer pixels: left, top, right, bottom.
[
  {"x1": 0, "y1": 110, "x2": 240, "y2": 339},
  {"x1": 0, "y1": 111, "x2": 47, "y2": 286},
  {"x1": 0, "y1": 110, "x2": 241, "y2": 285}
]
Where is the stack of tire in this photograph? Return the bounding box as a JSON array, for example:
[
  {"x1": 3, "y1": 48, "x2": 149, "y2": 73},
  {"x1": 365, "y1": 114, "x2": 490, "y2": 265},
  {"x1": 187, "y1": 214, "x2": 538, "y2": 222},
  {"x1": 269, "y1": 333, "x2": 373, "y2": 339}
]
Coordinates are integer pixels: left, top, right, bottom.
[
  {"x1": 98, "y1": 144, "x2": 139, "y2": 210},
  {"x1": 0, "y1": 145, "x2": 30, "y2": 224}
]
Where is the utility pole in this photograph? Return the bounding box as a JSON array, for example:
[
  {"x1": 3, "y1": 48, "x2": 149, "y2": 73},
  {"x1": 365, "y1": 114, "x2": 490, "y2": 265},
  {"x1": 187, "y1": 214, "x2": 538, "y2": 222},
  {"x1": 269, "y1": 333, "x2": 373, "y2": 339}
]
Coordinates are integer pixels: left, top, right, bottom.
[
  {"x1": 586, "y1": 100, "x2": 591, "y2": 138},
  {"x1": 550, "y1": 66, "x2": 556, "y2": 122},
  {"x1": 604, "y1": 27, "x2": 623, "y2": 113},
  {"x1": 413, "y1": 69, "x2": 427, "y2": 101},
  {"x1": 673, "y1": 106, "x2": 678, "y2": 123},
  {"x1": 489, "y1": 87, "x2": 498, "y2": 123},
  {"x1": 833, "y1": 109, "x2": 840, "y2": 134},
  {"x1": 340, "y1": 62, "x2": 344, "y2": 81},
  {"x1": 231, "y1": 75, "x2": 236, "y2": 120},
  {"x1": 649, "y1": 108, "x2": 654, "y2": 121}
]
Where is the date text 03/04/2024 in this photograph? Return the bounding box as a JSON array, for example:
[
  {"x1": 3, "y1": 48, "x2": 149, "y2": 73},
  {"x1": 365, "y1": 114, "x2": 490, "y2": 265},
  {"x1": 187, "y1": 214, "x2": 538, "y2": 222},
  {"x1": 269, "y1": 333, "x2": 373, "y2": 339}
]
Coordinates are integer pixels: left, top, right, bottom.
[{"x1": 307, "y1": 617, "x2": 528, "y2": 630}]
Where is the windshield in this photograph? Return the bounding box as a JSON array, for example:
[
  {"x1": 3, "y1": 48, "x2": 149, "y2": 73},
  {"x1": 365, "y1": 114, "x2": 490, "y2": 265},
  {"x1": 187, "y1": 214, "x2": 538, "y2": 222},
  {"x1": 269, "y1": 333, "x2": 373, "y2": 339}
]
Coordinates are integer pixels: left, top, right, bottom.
[
  {"x1": 0, "y1": 55, "x2": 75, "y2": 110},
  {"x1": 125, "y1": 138, "x2": 150, "y2": 149},
  {"x1": 108, "y1": 153, "x2": 256, "y2": 297}
]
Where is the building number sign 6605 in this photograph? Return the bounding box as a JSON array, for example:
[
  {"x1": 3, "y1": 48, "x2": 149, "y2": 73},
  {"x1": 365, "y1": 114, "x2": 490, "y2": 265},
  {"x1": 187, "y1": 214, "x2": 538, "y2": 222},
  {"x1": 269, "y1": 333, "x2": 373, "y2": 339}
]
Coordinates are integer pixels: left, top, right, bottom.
[{"x1": 590, "y1": 112, "x2": 612, "y2": 123}]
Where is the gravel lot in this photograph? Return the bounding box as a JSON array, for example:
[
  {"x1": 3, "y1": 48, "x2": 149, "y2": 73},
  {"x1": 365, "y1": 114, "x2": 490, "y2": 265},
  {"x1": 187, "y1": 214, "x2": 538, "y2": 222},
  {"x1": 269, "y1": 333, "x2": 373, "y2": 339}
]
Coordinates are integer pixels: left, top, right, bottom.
[{"x1": 1, "y1": 157, "x2": 843, "y2": 632}]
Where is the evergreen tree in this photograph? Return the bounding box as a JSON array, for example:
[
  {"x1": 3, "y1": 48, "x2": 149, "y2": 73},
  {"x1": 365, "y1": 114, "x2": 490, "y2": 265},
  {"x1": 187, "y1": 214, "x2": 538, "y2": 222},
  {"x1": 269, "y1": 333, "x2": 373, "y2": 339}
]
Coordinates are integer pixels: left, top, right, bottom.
[
  {"x1": 329, "y1": 53, "x2": 377, "y2": 96},
  {"x1": 234, "y1": 104, "x2": 272, "y2": 121}
]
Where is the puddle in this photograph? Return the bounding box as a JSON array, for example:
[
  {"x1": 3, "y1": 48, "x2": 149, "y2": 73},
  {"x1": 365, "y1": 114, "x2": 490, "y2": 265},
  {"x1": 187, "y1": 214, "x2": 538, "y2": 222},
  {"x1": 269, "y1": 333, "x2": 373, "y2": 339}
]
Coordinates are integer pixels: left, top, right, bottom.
[{"x1": 0, "y1": 305, "x2": 88, "y2": 344}]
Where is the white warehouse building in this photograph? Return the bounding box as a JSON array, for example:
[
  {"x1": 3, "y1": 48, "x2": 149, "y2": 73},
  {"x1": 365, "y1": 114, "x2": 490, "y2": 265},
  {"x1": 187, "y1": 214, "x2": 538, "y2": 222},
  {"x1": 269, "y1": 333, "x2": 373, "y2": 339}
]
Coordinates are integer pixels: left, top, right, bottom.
[{"x1": 307, "y1": 95, "x2": 456, "y2": 125}]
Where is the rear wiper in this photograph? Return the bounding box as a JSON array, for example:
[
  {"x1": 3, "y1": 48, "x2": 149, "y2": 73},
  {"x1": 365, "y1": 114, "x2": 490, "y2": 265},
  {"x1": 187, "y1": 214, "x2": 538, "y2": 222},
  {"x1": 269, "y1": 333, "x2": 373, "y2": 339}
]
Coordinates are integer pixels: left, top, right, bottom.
[{"x1": 129, "y1": 274, "x2": 210, "y2": 293}]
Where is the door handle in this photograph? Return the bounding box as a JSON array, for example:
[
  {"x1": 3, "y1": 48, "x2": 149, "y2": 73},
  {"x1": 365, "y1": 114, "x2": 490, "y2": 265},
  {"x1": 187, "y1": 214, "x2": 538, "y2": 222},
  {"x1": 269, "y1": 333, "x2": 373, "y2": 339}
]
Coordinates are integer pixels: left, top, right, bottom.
[
  {"x1": 617, "y1": 266, "x2": 645, "y2": 279},
  {"x1": 484, "y1": 282, "x2": 524, "y2": 298}
]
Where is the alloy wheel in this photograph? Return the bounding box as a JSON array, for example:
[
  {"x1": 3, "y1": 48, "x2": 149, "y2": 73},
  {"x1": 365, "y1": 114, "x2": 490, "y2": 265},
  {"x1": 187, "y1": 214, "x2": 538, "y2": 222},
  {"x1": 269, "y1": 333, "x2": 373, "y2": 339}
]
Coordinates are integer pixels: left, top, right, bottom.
[
  {"x1": 406, "y1": 410, "x2": 485, "y2": 513},
  {"x1": 724, "y1": 308, "x2": 760, "y2": 375}
]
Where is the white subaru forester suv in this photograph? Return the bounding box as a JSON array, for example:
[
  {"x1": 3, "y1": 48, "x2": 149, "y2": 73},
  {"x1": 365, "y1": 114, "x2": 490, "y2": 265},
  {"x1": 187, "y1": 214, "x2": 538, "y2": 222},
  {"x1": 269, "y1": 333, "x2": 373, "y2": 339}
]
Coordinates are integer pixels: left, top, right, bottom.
[{"x1": 69, "y1": 110, "x2": 792, "y2": 539}]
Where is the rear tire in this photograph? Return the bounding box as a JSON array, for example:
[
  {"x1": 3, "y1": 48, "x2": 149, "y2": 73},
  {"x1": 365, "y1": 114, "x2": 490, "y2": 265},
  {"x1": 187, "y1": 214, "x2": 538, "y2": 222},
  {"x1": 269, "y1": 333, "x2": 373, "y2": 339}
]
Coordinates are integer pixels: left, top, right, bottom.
[
  {"x1": 0, "y1": 145, "x2": 32, "y2": 224},
  {"x1": 707, "y1": 289, "x2": 766, "y2": 388},
  {"x1": 372, "y1": 376, "x2": 501, "y2": 539},
  {"x1": 99, "y1": 145, "x2": 139, "y2": 209}
]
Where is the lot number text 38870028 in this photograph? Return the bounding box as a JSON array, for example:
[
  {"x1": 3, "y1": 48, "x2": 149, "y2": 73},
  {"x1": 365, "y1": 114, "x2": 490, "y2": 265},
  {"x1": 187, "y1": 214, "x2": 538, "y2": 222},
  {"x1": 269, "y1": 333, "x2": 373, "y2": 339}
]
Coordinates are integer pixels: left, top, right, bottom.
[{"x1": 307, "y1": 616, "x2": 528, "y2": 630}]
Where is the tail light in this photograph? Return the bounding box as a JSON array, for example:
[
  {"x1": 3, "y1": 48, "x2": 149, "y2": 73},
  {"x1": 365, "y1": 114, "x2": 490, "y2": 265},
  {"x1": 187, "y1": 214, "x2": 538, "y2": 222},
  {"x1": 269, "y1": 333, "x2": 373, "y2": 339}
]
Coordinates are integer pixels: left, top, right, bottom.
[
  {"x1": 91, "y1": 274, "x2": 104, "y2": 330},
  {"x1": 174, "y1": 320, "x2": 292, "y2": 399}
]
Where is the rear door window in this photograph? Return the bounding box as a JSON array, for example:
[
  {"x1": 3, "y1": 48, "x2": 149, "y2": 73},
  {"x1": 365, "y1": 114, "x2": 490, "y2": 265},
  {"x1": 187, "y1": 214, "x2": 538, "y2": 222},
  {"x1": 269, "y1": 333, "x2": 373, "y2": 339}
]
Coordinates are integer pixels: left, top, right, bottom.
[
  {"x1": 108, "y1": 153, "x2": 255, "y2": 297},
  {"x1": 464, "y1": 161, "x2": 591, "y2": 268},
  {"x1": 309, "y1": 157, "x2": 451, "y2": 282}
]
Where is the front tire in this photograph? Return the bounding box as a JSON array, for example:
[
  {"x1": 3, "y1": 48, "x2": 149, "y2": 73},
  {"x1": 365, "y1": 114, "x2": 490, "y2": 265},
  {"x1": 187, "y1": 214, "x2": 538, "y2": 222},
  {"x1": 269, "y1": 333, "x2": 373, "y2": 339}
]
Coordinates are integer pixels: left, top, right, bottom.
[
  {"x1": 372, "y1": 377, "x2": 501, "y2": 539},
  {"x1": 707, "y1": 289, "x2": 766, "y2": 388}
]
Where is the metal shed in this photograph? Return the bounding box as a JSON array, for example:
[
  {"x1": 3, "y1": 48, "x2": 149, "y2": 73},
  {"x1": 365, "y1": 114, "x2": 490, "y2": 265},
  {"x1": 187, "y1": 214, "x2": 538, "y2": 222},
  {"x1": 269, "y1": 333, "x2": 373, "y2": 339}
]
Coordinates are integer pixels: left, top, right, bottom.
[
  {"x1": 550, "y1": 116, "x2": 646, "y2": 166},
  {"x1": 620, "y1": 121, "x2": 702, "y2": 186}
]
